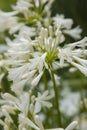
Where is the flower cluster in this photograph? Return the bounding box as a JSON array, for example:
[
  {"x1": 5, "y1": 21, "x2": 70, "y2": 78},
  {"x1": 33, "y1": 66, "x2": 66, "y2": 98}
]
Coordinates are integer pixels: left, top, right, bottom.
[{"x1": 0, "y1": 0, "x2": 87, "y2": 130}]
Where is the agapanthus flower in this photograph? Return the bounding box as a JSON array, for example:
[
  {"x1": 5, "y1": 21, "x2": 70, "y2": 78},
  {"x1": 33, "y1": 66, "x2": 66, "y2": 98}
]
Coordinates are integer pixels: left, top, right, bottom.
[
  {"x1": 0, "y1": 10, "x2": 24, "y2": 34},
  {"x1": 0, "y1": 90, "x2": 53, "y2": 130},
  {"x1": 6, "y1": 24, "x2": 87, "y2": 93},
  {"x1": 0, "y1": 0, "x2": 87, "y2": 129},
  {"x1": 53, "y1": 14, "x2": 82, "y2": 40}
]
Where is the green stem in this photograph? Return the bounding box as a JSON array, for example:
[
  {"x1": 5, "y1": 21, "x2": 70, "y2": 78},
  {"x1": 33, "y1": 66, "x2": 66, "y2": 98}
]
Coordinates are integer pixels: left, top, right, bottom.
[
  {"x1": 49, "y1": 64, "x2": 62, "y2": 127},
  {"x1": 43, "y1": 70, "x2": 48, "y2": 90}
]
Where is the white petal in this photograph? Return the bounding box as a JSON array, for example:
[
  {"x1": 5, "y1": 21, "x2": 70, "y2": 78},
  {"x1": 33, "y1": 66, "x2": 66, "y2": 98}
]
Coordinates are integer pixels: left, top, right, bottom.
[
  {"x1": 65, "y1": 121, "x2": 78, "y2": 130},
  {"x1": 34, "y1": 102, "x2": 41, "y2": 114},
  {"x1": 71, "y1": 62, "x2": 87, "y2": 76},
  {"x1": 31, "y1": 72, "x2": 43, "y2": 87},
  {"x1": 19, "y1": 114, "x2": 40, "y2": 130},
  {"x1": 63, "y1": 26, "x2": 82, "y2": 40},
  {"x1": 73, "y1": 56, "x2": 87, "y2": 67},
  {"x1": 34, "y1": 115, "x2": 44, "y2": 130}
]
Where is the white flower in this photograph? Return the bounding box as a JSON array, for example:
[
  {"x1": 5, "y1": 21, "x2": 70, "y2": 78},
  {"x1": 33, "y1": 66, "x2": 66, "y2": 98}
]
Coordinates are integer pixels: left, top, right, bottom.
[
  {"x1": 53, "y1": 14, "x2": 73, "y2": 29},
  {"x1": 58, "y1": 37, "x2": 87, "y2": 75},
  {"x1": 15, "y1": 25, "x2": 36, "y2": 38},
  {"x1": 31, "y1": 71, "x2": 43, "y2": 87},
  {"x1": 12, "y1": 0, "x2": 33, "y2": 18},
  {"x1": 1, "y1": 105, "x2": 16, "y2": 115},
  {"x1": 1, "y1": 92, "x2": 30, "y2": 115},
  {"x1": 35, "y1": 91, "x2": 53, "y2": 113},
  {"x1": 7, "y1": 47, "x2": 46, "y2": 91},
  {"x1": 53, "y1": 15, "x2": 82, "y2": 40},
  {"x1": 58, "y1": 47, "x2": 72, "y2": 67},
  {"x1": 11, "y1": 80, "x2": 28, "y2": 95},
  {"x1": 0, "y1": 10, "x2": 23, "y2": 34},
  {"x1": 73, "y1": 56, "x2": 87, "y2": 67},
  {"x1": 67, "y1": 37, "x2": 87, "y2": 48},
  {"x1": 9, "y1": 21, "x2": 24, "y2": 34},
  {"x1": 0, "y1": 11, "x2": 16, "y2": 31},
  {"x1": 19, "y1": 113, "x2": 40, "y2": 130},
  {"x1": 63, "y1": 26, "x2": 82, "y2": 40},
  {"x1": 16, "y1": 92, "x2": 30, "y2": 115},
  {"x1": 71, "y1": 62, "x2": 87, "y2": 76},
  {"x1": 6, "y1": 37, "x2": 33, "y2": 61}
]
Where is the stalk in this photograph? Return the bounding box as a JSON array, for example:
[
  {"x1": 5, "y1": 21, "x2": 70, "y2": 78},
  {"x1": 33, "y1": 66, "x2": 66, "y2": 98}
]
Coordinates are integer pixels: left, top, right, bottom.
[
  {"x1": 43, "y1": 70, "x2": 48, "y2": 90},
  {"x1": 49, "y1": 64, "x2": 62, "y2": 127}
]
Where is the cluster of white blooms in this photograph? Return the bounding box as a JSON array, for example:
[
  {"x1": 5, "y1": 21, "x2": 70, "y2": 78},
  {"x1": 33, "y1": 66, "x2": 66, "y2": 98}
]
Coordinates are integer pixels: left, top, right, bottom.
[
  {"x1": 0, "y1": 88, "x2": 78, "y2": 130},
  {"x1": 0, "y1": 90, "x2": 53, "y2": 129},
  {"x1": 0, "y1": 0, "x2": 87, "y2": 130},
  {"x1": 0, "y1": 10, "x2": 24, "y2": 34}
]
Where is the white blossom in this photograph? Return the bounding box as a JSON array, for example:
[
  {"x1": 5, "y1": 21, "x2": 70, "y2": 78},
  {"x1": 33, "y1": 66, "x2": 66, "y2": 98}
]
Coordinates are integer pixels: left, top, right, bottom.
[
  {"x1": 71, "y1": 62, "x2": 87, "y2": 76},
  {"x1": 35, "y1": 90, "x2": 53, "y2": 113},
  {"x1": 53, "y1": 14, "x2": 82, "y2": 40},
  {"x1": 63, "y1": 26, "x2": 82, "y2": 40},
  {"x1": 0, "y1": 92, "x2": 30, "y2": 115},
  {"x1": 19, "y1": 113, "x2": 40, "y2": 130},
  {"x1": 58, "y1": 37, "x2": 87, "y2": 75},
  {"x1": 0, "y1": 10, "x2": 23, "y2": 34},
  {"x1": 53, "y1": 14, "x2": 73, "y2": 29},
  {"x1": 12, "y1": 0, "x2": 33, "y2": 18}
]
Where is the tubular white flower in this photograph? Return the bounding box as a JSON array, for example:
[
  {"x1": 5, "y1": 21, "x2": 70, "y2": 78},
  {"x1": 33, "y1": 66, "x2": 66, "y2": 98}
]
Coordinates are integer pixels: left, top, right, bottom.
[
  {"x1": 12, "y1": 0, "x2": 33, "y2": 18},
  {"x1": 31, "y1": 71, "x2": 43, "y2": 87},
  {"x1": 58, "y1": 36, "x2": 87, "y2": 76},
  {"x1": 0, "y1": 10, "x2": 23, "y2": 34},
  {"x1": 53, "y1": 14, "x2": 82, "y2": 40},
  {"x1": 34, "y1": 115, "x2": 44, "y2": 130},
  {"x1": 71, "y1": 62, "x2": 87, "y2": 76},
  {"x1": 1, "y1": 105, "x2": 16, "y2": 115},
  {"x1": 2, "y1": 108, "x2": 13, "y2": 123},
  {"x1": 35, "y1": 91, "x2": 53, "y2": 110},
  {"x1": 15, "y1": 25, "x2": 36, "y2": 38},
  {"x1": 63, "y1": 26, "x2": 82, "y2": 40},
  {"x1": 67, "y1": 37, "x2": 87, "y2": 48},
  {"x1": 1, "y1": 92, "x2": 30, "y2": 115},
  {"x1": 16, "y1": 92, "x2": 30, "y2": 115},
  {"x1": 19, "y1": 114, "x2": 40, "y2": 130},
  {"x1": 53, "y1": 14, "x2": 73, "y2": 29},
  {"x1": 73, "y1": 56, "x2": 87, "y2": 67}
]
